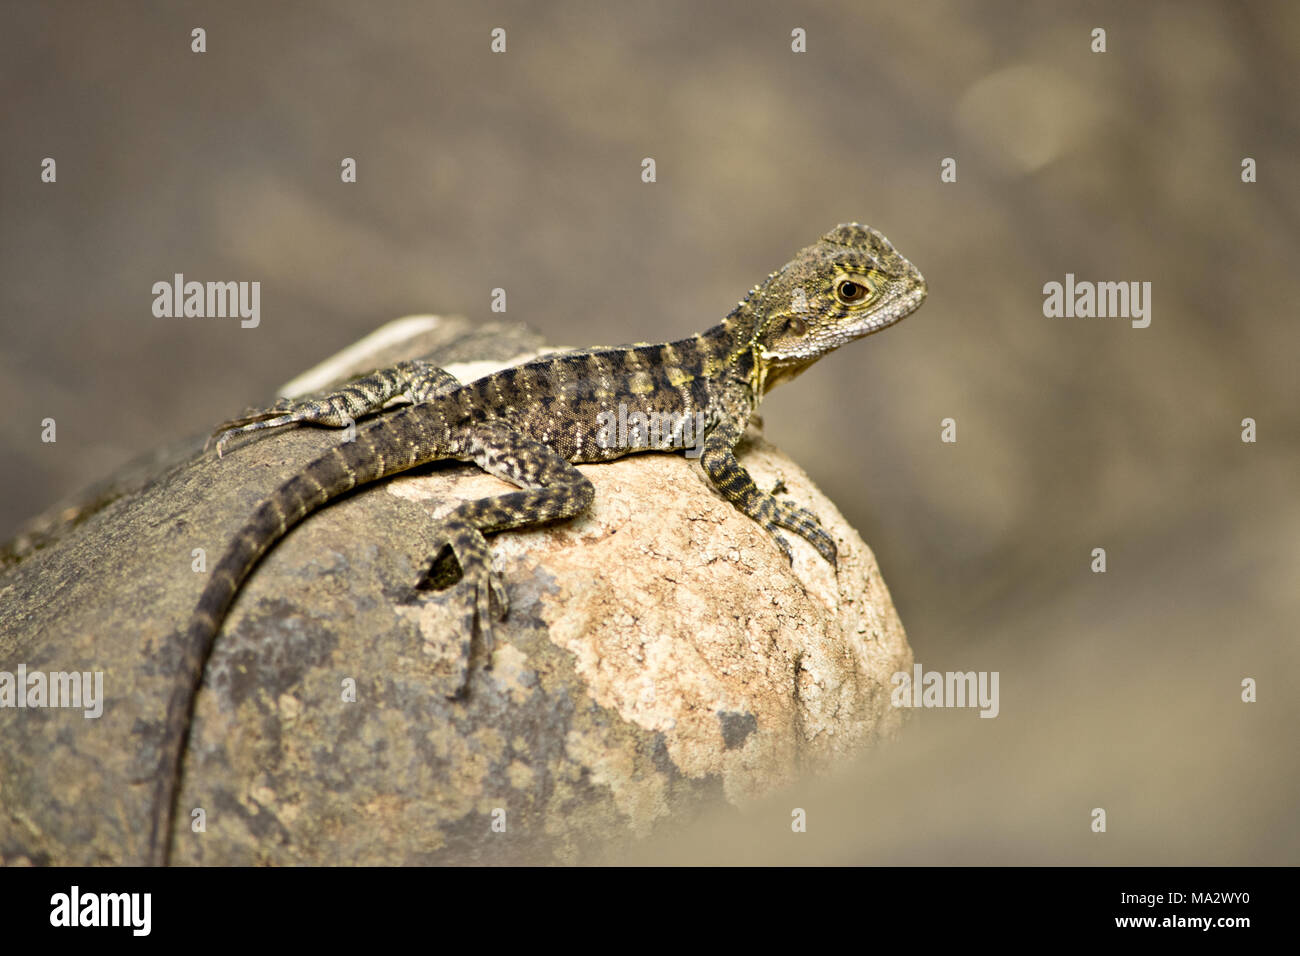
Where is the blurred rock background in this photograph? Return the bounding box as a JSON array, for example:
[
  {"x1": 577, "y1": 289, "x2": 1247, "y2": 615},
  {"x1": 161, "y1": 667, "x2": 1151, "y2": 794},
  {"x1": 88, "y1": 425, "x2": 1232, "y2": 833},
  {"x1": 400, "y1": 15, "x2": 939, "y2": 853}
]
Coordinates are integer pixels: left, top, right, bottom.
[{"x1": 1, "y1": 0, "x2": 1296, "y2": 862}]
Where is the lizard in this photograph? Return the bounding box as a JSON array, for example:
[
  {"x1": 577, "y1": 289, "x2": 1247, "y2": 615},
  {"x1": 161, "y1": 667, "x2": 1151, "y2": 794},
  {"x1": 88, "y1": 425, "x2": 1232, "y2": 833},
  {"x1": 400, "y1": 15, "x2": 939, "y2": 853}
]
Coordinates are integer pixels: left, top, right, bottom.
[{"x1": 145, "y1": 223, "x2": 926, "y2": 865}]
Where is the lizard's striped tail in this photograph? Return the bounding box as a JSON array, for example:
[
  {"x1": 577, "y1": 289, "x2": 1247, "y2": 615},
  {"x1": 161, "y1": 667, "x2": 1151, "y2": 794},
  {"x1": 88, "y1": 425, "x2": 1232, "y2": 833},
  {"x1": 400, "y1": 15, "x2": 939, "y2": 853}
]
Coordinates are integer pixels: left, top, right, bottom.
[{"x1": 146, "y1": 414, "x2": 439, "y2": 864}]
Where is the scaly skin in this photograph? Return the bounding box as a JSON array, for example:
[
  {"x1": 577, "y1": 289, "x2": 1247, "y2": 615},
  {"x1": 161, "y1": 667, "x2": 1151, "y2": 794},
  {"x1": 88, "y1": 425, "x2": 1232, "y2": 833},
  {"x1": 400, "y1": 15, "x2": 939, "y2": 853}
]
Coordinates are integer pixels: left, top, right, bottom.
[{"x1": 146, "y1": 223, "x2": 926, "y2": 864}]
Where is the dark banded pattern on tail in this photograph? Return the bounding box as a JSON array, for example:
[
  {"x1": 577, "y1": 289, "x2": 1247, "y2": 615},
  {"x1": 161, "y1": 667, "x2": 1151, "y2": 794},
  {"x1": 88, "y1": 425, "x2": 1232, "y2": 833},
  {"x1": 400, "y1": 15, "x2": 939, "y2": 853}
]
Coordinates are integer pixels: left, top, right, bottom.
[{"x1": 147, "y1": 405, "x2": 460, "y2": 864}]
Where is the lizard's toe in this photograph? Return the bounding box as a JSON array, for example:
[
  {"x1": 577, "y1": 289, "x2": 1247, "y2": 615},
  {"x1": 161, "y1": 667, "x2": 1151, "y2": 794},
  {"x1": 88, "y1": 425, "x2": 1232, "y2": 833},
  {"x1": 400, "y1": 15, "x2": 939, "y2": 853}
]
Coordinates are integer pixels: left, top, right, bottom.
[
  {"x1": 488, "y1": 568, "x2": 509, "y2": 621},
  {"x1": 799, "y1": 524, "x2": 838, "y2": 567},
  {"x1": 471, "y1": 574, "x2": 498, "y2": 660},
  {"x1": 443, "y1": 594, "x2": 477, "y2": 698},
  {"x1": 776, "y1": 500, "x2": 820, "y2": 526}
]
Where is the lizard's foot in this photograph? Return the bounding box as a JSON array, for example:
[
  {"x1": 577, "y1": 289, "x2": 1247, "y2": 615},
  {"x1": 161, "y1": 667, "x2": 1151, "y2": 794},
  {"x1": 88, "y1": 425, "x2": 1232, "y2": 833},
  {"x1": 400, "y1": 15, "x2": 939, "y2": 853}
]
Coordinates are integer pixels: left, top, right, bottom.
[
  {"x1": 769, "y1": 500, "x2": 838, "y2": 568},
  {"x1": 205, "y1": 398, "x2": 291, "y2": 452},
  {"x1": 699, "y1": 422, "x2": 837, "y2": 571},
  {"x1": 206, "y1": 396, "x2": 355, "y2": 458},
  {"x1": 411, "y1": 524, "x2": 507, "y2": 697}
]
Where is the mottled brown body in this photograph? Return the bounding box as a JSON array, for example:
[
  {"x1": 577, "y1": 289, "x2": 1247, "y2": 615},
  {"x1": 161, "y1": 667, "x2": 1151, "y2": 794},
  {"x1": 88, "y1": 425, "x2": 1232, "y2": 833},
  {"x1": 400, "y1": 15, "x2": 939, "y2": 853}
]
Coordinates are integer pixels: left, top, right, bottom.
[{"x1": 147, "y1": 224, "x2": 926, "y2": 864}]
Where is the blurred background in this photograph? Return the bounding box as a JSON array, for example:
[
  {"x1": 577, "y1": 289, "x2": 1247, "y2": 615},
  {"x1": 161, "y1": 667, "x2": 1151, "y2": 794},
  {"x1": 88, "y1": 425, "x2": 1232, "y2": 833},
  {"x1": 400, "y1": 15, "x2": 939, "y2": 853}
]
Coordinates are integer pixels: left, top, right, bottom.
[{"x1": 1, "y1": 0, "x2": 1296, "y2": 863}]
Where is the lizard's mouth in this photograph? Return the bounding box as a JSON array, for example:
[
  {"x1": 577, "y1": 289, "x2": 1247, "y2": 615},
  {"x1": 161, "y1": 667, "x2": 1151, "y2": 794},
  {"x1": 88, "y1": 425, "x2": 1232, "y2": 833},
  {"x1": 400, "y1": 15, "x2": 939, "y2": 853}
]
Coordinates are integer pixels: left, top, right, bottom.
[{"x1": 865, "y1": 270, "x2": 927, "y2": 333}]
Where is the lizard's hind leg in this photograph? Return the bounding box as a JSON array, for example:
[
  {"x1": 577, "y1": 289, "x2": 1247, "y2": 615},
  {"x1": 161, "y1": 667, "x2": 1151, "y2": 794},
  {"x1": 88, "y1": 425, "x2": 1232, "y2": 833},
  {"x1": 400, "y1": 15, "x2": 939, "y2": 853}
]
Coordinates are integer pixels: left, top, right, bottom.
[
  {"x1": 411, "y1": 419, "x2": 595, "y2": 695},
  {"x1": 208, "y1": 360, "x2": 462, "y2": 456}
]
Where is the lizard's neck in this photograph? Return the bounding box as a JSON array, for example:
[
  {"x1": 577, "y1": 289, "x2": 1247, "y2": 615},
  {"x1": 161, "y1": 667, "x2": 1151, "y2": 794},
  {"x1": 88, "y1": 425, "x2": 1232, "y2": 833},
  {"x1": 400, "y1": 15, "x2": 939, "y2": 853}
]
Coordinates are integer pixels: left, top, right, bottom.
[
  {"x1": 684, "y1": 311, "x2": 756, "y2": 397},
  {"x1": 712, "y1": 293, "x2": 815, "y2": 401}
]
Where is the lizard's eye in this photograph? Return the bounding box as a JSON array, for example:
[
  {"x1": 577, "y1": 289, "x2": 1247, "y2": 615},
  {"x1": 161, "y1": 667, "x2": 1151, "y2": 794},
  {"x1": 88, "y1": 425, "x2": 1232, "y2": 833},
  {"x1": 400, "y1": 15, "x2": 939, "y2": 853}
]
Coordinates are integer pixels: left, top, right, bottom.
[
  {"x1": 784, "y1": 316, "x2": 808, "y2": 336},
  {"x1": 836, "y1": 279, "x2": 871, "y2": 305}
]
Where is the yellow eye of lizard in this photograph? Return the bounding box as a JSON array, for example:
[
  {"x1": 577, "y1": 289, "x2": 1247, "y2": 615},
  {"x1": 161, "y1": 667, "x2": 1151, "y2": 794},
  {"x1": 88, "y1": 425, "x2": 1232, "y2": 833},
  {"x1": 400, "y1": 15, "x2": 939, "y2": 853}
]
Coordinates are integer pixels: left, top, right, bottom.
[{"x1": 836, "y1": 280, "x2": 869, "y2": 304}]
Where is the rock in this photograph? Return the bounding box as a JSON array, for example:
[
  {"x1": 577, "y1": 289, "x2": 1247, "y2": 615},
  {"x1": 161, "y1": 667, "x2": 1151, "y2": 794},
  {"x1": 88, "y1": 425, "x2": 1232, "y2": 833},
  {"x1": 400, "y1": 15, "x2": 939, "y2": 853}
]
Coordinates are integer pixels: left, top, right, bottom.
[{"x1": 0, "y1": 316, "x2": 911, "y2": 864}]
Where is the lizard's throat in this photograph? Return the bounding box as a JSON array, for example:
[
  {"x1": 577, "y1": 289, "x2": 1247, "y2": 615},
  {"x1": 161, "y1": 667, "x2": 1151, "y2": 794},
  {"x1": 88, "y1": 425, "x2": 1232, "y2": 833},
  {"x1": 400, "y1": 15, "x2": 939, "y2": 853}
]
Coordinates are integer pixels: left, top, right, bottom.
[{"x1": 752, "y1": 352, "x2": 813, "y2": 398}]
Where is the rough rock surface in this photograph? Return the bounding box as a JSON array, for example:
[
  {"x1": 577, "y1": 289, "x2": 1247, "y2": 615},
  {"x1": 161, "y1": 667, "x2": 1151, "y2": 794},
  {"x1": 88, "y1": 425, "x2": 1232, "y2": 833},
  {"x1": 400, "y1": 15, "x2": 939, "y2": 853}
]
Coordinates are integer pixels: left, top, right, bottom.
[{"x1": 0, "y1": 316, "x2": 911, "y2": 865}]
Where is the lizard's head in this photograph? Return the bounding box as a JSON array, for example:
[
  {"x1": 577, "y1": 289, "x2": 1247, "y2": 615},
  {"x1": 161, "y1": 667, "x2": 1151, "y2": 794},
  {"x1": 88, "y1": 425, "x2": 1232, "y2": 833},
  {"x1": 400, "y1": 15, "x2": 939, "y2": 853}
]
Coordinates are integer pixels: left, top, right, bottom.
[{"x1": 748, "y1": 223, "x2": 926, "y2": 394}]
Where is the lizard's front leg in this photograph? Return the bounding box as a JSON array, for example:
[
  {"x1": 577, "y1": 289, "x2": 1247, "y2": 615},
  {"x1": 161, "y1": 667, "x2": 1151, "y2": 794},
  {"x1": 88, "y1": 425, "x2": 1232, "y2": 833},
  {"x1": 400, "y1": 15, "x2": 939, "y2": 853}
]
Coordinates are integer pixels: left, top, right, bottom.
[
  {"x1": 699, "y1": 418, "x2": 838, "y2": 568},
  {"x1": 208, "y1": 359, "x2": 462, "y2": 456},
  {"x1": 415, "y1": 419, "x2": 595, "y2": 693}
]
